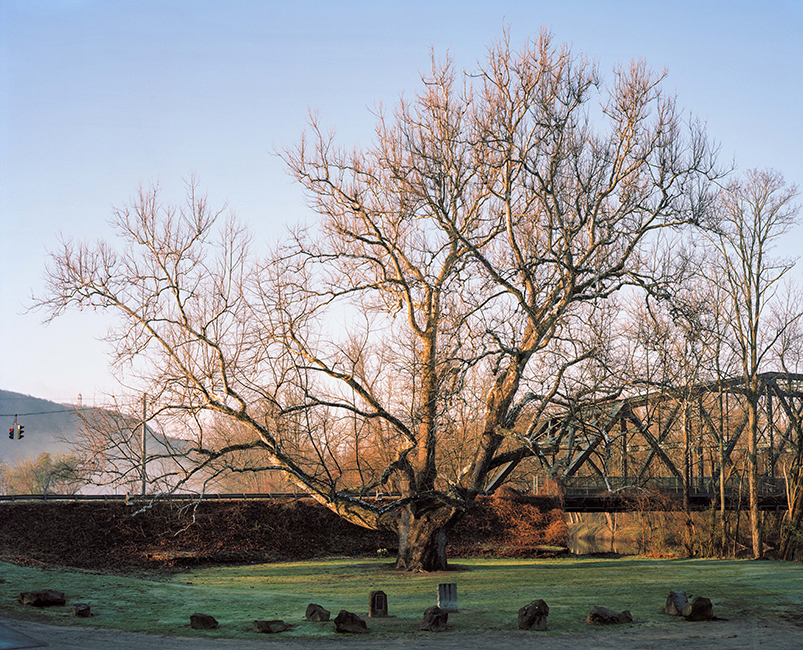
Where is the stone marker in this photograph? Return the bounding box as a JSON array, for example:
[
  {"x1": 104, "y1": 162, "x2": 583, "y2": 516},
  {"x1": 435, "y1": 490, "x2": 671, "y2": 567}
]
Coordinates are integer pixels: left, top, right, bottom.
[
  {"x1": 518, "y1": 599, "x2": 549, "y2": 631},
  {"x1": 334, "y1": 609, "x2": 368, "y2": 634},
  {"x1": 665, "y1": 590, "x2": 689, "y2": 616},
  {"x1": 73, "y1": 603, "x2": 92, "y2": 618},
  {"x1": 19, "y1": 590, "x2": 66, "y2": 607},
  {"x1": 420, "y1": 605, "x2": 448, "y2": 632},
  {"x1": 253, "y1": 619, "x2": 288, "y2": 633},
  {"x1": 190, "y1": 613, "x2": 219, "y2": 630},
  {"x1": 369, "y1": 590, "x2": 388, "y2": 617},
  {"x1": 683, "y1": 596, "x2": 714, "y2": 621},
  {"x1": 305, "y1": 603, "x2": 330, "y2": 621},
  {"x1": 437, "y1": 583, "x2": 458, "y2": 612},
  {"x1": 586, "y1": 605, "x2": 633, "y2": 625}
]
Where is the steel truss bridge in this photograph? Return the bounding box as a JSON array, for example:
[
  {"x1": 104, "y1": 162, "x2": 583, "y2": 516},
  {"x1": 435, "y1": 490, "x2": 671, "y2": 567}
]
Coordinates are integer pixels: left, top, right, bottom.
[{"x1": 486, "y1": 372, "x2": 803, "y2": 511}]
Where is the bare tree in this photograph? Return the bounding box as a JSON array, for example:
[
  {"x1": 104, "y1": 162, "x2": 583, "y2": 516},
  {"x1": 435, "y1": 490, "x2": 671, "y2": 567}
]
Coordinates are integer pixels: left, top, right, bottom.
[
  {"x1": 704, "y1": 168, "x2": 800, "y2": 558},
  {"x1": 38, "y1": 31, "x2": 719, "y2": 571},
  {"x1": 624, "y1": 273, "x2": 718, "y2": 553},
  {"x1": 70, "y1": 397, "x2": 198, "y2": 494},
  {"x1": 768, "y1": 283, "x2": 803, "y2": 559}
]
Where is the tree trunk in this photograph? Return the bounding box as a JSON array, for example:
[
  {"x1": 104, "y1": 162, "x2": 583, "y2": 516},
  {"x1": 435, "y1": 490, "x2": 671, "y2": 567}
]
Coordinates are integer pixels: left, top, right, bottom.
[
  {"x1": 747, "y1": 396, "x2": 764, "y2": 559},
  {"x1": 394, "y1": 500, "x2": 461, "y2": 572},
  {"x1": 780, "y1": 461, "x2": 803, "y2": 560}
]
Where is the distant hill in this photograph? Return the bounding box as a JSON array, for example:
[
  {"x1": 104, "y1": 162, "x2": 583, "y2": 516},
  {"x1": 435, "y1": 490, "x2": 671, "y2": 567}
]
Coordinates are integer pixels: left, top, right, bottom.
[
  {"x1": 0, "y1": 389, "x2": 192, "y2": 494},
  {"x1": 0, "y1": 390, "x2": 83, "y2": 464}
]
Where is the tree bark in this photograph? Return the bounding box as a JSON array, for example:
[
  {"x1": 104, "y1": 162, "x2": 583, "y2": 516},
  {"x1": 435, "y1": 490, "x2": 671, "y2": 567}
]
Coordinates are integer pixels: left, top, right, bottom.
[
  {"x1": 780, "y1": 456, "x2": 803, "y2": 560},
  {"x1": 394, "y1": 500, "x2": 461, "y2": 572},
  {"x1": 746, "y1": 395, "x2": 763, "y2": 559}
]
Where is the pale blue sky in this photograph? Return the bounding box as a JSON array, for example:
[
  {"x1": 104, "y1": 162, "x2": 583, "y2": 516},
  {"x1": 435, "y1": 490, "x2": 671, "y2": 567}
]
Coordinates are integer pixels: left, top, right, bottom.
[{"x1": 2, "y1": 0, "x2": 802, "y2": 404}]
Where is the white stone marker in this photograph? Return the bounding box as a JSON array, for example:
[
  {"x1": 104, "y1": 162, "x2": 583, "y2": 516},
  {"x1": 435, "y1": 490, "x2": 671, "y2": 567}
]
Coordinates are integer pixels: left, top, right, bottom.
[{"x1": 437, "y1": 583, "x2": 458, "y2": 612}]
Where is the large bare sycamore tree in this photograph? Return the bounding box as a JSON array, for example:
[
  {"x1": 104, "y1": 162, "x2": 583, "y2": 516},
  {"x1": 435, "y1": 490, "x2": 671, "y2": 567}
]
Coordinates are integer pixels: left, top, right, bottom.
[{"x1": 40, "y1": 31, "x2": 719, "y2": 571}]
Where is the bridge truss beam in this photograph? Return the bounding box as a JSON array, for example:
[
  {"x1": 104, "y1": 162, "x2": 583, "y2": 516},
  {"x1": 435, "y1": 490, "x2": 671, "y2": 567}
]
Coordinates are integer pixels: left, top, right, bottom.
[{"x1": 485, "y1": 372, "x2": 803, "y2": 500}]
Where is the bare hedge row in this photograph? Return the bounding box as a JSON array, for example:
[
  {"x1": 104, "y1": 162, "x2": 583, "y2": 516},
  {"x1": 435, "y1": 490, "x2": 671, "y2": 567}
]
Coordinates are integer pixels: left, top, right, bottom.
[{"x1": 0, "y1": 493, "x2": 567, "y2": 571}]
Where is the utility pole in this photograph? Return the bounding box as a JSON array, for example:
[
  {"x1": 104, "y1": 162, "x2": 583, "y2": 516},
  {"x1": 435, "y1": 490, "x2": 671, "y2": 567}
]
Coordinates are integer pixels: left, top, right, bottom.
[{"x1": 141, "y1": 394, "x2": 147, "y2": 497}]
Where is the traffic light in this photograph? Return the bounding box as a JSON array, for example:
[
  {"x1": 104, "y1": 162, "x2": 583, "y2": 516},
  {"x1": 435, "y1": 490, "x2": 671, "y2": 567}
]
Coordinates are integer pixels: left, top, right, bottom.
[
  {"x1": 17, "y1": 424, "x2": 24, "y2": 439},
  {"x1": 7, "y1": 427, "x2": 12, "y2": 440}
]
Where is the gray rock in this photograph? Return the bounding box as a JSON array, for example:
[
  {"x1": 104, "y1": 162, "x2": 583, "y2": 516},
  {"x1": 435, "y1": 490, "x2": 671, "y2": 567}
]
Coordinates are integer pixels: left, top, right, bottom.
[
  {"x1": 586, "y1": 604, "x2": 633, "y2": 625},
  {"x1": 334, "y1": 609, "x2": 368, "y2": 634},
  {"x1": 665, "y1": 590, "x2": 689, "y2": 616},
  {"x1": 190, "y1": 613, "x2": 219, "y2": 630},
  {"x1": 73, "y1": 603, "x2": 92, "y2": 617},
  {"x1": 518, "y1": 599, "x2": 549, "y2": 630},
  {"x1": 683, "y1": 596, "x2": 714, "y2": 621},
  {"x1": 305, "y1": 603, "x2": 330, "y2": 621},
  {"x1": 420, "y1": 605, "x2": 449, "y2": 632},
  {"x1": 19, "y1": 589, "x2": 66, "y2": 607},
  {"x1": 252, "y1": 619, "x2": 288, "y2": 633}
]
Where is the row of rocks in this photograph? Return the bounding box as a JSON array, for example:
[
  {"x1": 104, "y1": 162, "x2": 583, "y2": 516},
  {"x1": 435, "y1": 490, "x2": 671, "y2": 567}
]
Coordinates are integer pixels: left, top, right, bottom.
[
  {"x1": 304, "y1": 604, "x2": 368, "y2": 633},
  {"x1": 517, "y1": 590, "x2": 717, "y2": 632},
  {"x1": 304, "y1": 602, "x2": 449, "y2": 633},
  {"x1": 191, "y1": 612, "x2": 294, "y2": 633},
  {"x1": 19, "y1": 590, "x2": 92, "y2": 618},
  {"x1": 18, "y1": 586, "x2": 717, "y2": 636},
  {"x1": 665, "y1": 590, "x2": 716, "y2": 621},
  {"x1": 517, "y1": 600, "x2": 632, "y2": 630},
  {"x1": 190, "y1": 605, "x2": 373, "y2": 634},
  {"x1": 191, "y1": 604, "x2": 449, "y2": 635}
]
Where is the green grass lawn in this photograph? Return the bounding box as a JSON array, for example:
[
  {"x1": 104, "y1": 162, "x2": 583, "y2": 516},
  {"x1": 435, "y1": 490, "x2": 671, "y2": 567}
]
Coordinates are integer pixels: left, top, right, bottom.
[{"x1": 2, "y1": 556, "x2": 802, "y2": 639}]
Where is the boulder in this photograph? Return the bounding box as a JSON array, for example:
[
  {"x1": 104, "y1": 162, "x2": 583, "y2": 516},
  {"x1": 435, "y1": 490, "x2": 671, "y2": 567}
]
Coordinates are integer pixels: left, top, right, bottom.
[
  {"x1": 586, "y1": 605, "x2": 633, "y2": 625},
  {"x1": 19, "y1": 589, "x2": 66, "y2": 607},
  {"x1": 664, "y1": 590, "x2": 689, "y2": 616},
  {"x1": 683, "y1": 596, "x2": 714, "y2": 621},
  {"x1": 190, "y1": 613, "x2": 219, "y2": 630},
  {"x1": 334, "y1": 609, "x2": 368, "y2": 634},
  {"x1": 518, "y1": 599, "x2": 549, "y2": 631},
  {"x1": 305, "y1": 603, "x2": 331, "y2": 621},
  {"x1": 420, "y1": 605, "x2": 449, "y2": 632},
  {"x1": 73, "y1": 603, "x2": 92, "y2": 618},
  {"x1": 252, "y1": 619, "x2": 288, "y2": 633}
]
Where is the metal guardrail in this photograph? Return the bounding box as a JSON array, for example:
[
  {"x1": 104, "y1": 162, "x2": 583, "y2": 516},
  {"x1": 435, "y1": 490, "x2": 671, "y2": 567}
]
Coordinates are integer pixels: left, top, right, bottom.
[
  {"x1": 0, "y1": 492, "x2": 313, "y2": 502},
  {"x1": 0, "y1": 479, "x2": 790, "y2": 510}
]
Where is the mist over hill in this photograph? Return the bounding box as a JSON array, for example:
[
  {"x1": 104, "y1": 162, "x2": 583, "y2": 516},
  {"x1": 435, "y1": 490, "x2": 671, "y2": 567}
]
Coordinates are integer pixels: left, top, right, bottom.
[
  {"x1": 0, "y1": 390, "x2": 83, "y2": 464},
  {"x1": 0, "y1": 389, "x2": 192, "y2": 494}
]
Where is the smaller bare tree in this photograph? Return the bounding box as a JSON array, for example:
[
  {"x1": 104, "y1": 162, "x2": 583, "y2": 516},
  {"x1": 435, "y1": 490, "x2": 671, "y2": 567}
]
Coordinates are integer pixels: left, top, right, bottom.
[{"x1": 705, "y1": 168, "x2": 800, "y2": 558}]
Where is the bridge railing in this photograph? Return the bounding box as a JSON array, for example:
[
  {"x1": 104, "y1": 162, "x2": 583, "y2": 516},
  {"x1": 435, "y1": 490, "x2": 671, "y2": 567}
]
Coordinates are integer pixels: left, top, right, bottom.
[{"x1": 561, "y1": 476, "x2": 787, "y2": 497}]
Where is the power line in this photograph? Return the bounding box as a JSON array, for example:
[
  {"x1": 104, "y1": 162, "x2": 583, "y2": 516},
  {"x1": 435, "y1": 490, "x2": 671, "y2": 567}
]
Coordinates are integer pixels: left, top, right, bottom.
[{"x1": 0, "y1": 408, "x2": 82, "y2": 417}]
